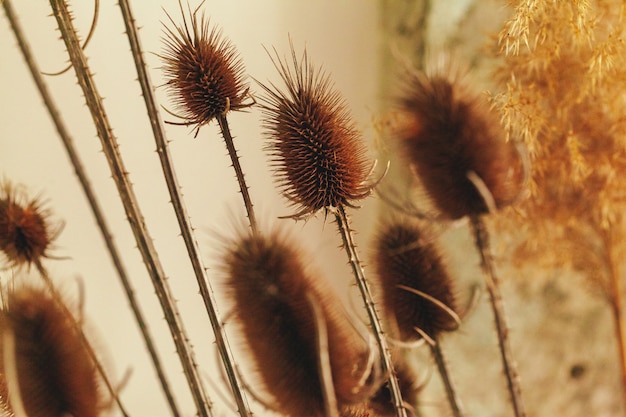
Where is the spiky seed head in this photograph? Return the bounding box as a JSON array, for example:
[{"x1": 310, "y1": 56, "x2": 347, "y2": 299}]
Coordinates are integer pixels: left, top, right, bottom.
[
  {"x1": 0, "y1": 285, "x2": 100, "y2": 417},
  {"x1": 258, "y1": 44, "x2": 372, "y2": 219},
  {"x1": 368, "y1": 357, "x2": 420, "y2": 417},
  {"x1": 223, "y1": 230, "x2": 379, "y2": 416},
  {"x1": 0, "y1": 182, "x2": 58, "y2": 268},
  {"x1": 397, "y1": 72, "x2": 524, "y2": 219},
  {"x1": 373, "y1": 219, "x2": 457, "y2": 341},
  {"x1": 161, "y1": 5, "x2": 248, "y2": 131}
]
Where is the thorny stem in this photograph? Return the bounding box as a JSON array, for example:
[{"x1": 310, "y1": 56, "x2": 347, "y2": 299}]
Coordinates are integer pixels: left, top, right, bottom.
[
  {"x1": 33, "y1": 260, "x2": 131, "y2": 417},
  {"x1": 217, "y1": 114, "x2": 258, "y2": 235},
  {"x1": 116, "y1": 1, "x2": 252, "y2": 415},
  {"x1": 1, "y1": 3, "x2": 182, "y2": 416},
  {"x1": 470, "y1": 215, "x2": 525, "y2": 417},
  {"x1": 430, "y1": 339, "x2": 464, "y2": 417},
  {"x1": 48, "y1": 1, "x2": 214, "y2": 416},
  {"x1": 334, "y1": 205, "x2": 408, "y2": 417}
]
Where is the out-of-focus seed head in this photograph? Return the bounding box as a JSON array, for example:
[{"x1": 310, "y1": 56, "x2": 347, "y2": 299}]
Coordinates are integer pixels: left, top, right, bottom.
[
  {"x1": 258, "y1": 43, "x2": 372, "y2": 219},
  {"x1": 0, "y1": 285, "x2": 100, "y2": 417},
  {"x1": 367, "y1": 357, "x2": 420, "y2": 417},
  {"x1": 397, "y1": 71, "x2": 524, "y2": 219},
  {"x1": 373, "y1": 219, "x2": 458, "y2": 341},
  {"x1": 161, "y1": 2, "x2": 248, "y2": 132},
  {"x1": 223, "y1": 229, "x2": 379, "y2": 416},
  {"x1": 0, "y1": 182, "x2": 59, "y2": 268}
]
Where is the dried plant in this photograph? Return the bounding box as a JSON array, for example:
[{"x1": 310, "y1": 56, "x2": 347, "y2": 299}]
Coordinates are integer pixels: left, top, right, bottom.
[
  {"x1": 493, "y1": 0, "x2": 626, "y2": 407},
  {"x1": 1, "y1": 1, "x2": 625, "y2": 417}
]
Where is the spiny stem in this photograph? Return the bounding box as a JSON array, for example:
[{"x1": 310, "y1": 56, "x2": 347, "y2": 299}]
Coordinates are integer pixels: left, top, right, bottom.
[
  {"x1": 334, "y1": 205, "x2": 408, "y2": 417},
  {"x1": 470, "y1": 215, "x2": 525, "y2": 417},
  {"x1": 430, "y1": 338, "x2": 464, "y2": 417},
  {"x1": 1, "y1": 3, "x2": 182, "y2": 416},
  {"x1": 217, "y1": 114, "x2": 258, "y2": 235},
  {"x1": 34, "y1": 260, "x2": 130, "y2": 417},
  {"x1": 116, "y1": 1, "x2": 252, "y2": 415},
  {"x1": 48, "y1": 1, "x2": 213, "y2": 416}
]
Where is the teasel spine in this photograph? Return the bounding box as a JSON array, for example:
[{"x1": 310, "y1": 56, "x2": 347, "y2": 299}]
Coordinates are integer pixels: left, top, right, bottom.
[
  {"x1": 1, "y1": 2, "x2": 182, "y2": 416},
  {"x1": 118, "y1": 1, "x2": 251, "y2": 415},
  {"x1": 48, "y1": 1, "x2": 213, "y2": 416},
  {"x1": 470, "y1": 216, "x2": 525, "y2": 417},
  {"x1": 335, "y1": 205, "x2": 407, "y2": 417}
]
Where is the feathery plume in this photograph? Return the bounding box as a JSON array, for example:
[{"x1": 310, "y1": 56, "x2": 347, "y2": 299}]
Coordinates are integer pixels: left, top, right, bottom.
[
  {"x1": 0, "y1": 182, "x2": 59, "y2": 268},
  {"x1": 257, "y1": 42, "x2": 372, "y2": 219},
  {"x1": 223, "y1": 230, "x2": 379, "y2": 416},
  {"x1": 0, "y1": 284, "x2": 100, "y2": 417}
]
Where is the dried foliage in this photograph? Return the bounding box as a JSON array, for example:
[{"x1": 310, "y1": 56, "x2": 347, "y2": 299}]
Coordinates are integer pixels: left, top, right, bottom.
[{"x1": 493, "y1": 0, "x2": 626, "y2": 287}]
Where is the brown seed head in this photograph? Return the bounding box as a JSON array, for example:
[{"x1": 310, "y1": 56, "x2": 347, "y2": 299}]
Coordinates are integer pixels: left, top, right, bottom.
[
  {"x1": 373, "y1": 219, "x2": 457, "y2": 341},
  {"x1": 0, "y1": 182, "x2": 58, "y2": 268},
  {"x1": 0, "y1": 285, "x2": 99, "y2": 417},
  {"x1": 258, "y1": 44, "x2": 371, "y2": 219},
  {"x1": 367, "y1": 357, "x2": 420, "y2": 417},
  {"x1": 161, "y1": 3, "x2": 248, "y2": 132},
  {"x1": 223, "y1": 230, "x2": 379, "y2": 416},
  {"x1": 397, "y1": 72, "x2": 523, "y2": 219}
]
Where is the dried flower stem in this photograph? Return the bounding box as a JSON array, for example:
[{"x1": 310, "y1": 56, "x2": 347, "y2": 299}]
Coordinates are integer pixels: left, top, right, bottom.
[
  {"x1": 48, "y1": 1, "x2": 213, "y2": 416},
  {"x1": 116, "y1": 1, "x2": 252, "y2": 415},
  {"x1": 603, "y1": 229, "x2": 626, "y2": 401},
  {"x1": 217, "y1": 113, "x2": 258, "y2": 234},
  {"x1": 33, "y1": 259, "x2": 130, "y2": 417},
  {"x1": 334, "y1": 205, "x2": 407, "y2": 417},
  {"x1": 1, "y1": 2, "x2": 181, "y2": 416},
  {"x1": 470, "y1": 215, "x2": 525, "y2": 417},
  {"x1": 430, "y1": 340, "x2": 464, "y2": 417}
]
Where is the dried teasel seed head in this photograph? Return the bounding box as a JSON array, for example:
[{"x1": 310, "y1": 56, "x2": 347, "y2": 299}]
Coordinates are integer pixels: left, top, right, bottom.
[
  {"x1": 258, "y1": 43, "x2": 372, "y2": 219},
  {"x1": 0, "y1": 182, "x2": 59, "y2": 268},
  {"x1": 223, "y1": 229, "x2": 380, "y2": 416},
  {"x1": 373, "y1": 219, "x2": 458, "y2": 341},
  {"x1": 367, "y1": 357, "x2": 420, "y2": 417},
  {"x1": 160, "y1": 2, "x2": 248, "y2": 132},
  {"x1": 397, "y1": 70, "x2": 524, "y2": 219},
  {"x1": 0, "y1": 285, "x2": 100, "y2": 417}
]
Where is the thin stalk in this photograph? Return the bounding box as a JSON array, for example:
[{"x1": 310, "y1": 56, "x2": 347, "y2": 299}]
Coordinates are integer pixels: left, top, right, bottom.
[
  {"x1": 603, "y1": 229, "x2": 626, "y2": 404},
  {"x1": 116, "y1": 1, "x2": 252, "y2": 415},
  {"x1": 334, "y1": 205, "x2": 407, "y2": 417},
  {"x1": 470, "y1": 215, "x2": 525, "y2": 417},
  {"x1": 1, "y1": 3, "x2": 181, "y2": 416},
  {"x1": 217, "y1": 114, "x2": 258, "y2": 234},
  {"x1": 34, "y1": 260, "x2": 130, "y2": 417},
  {"x1": 430, "y1": 339, "x2": 464, "y2": 417},
  {"x1": 48, "y1": 1, "x2": 213, "y2": 416}
]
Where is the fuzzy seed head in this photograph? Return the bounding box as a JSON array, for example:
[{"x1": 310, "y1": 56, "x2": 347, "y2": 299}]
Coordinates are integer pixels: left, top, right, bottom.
[
  {"x1": 223, "y1": 230, "x2": 379, "y2": 416},
  {"x1": 0, "y1": 183, "x2": 57, "y2": 268},
  {"x1": 0, "y1": 285, "x2": 99, "y2": 417},
  {"x1": 373, "y1": 220, "x2": 457, "y2": 341},
  {"x1": 397, "y1": 73, "x2": 524, "y2": 219},
  {"x1": 161, "y1": 6, "x2": 248, "y2": 130},
  {"x1": 258, "y1": 45, "x2": 371, "y2": 219}
]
